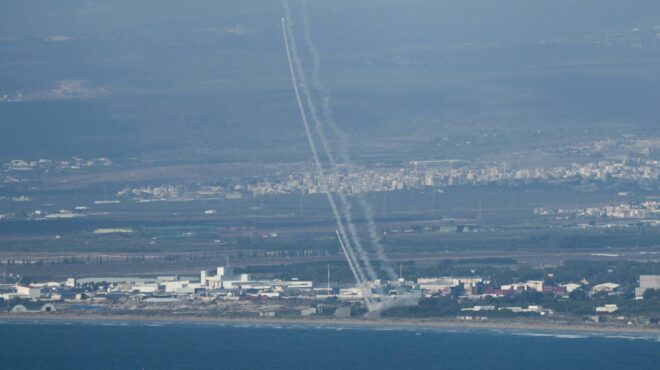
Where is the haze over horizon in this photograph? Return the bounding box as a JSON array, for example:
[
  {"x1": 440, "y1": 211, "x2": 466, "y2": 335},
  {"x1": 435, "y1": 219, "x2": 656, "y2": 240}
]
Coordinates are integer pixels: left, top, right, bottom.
[{"x1": 1, "y1": 0, "x2": 659, "y2": 165}]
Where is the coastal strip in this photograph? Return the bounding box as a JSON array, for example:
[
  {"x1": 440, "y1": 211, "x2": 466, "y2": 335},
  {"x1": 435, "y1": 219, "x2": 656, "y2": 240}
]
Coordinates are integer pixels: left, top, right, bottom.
[{"x1": 1, "y1": 313, "x2": 659, "y2": 337}]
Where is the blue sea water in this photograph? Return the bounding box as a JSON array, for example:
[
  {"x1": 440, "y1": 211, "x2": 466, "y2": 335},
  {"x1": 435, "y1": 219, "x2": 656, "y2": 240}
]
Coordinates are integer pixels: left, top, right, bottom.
[{"x1": 0, "y1": 321, "x2": 658, "y2": 370}]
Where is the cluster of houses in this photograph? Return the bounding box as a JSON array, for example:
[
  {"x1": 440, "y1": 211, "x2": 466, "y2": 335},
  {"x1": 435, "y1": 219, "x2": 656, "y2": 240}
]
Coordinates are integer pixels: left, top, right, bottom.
[
  {"x1": 417, "y1": 276, "x2": 589, "y2": 298},
  {"x1": 415, "y1": 275, "x2": 658, "y2": 316}
]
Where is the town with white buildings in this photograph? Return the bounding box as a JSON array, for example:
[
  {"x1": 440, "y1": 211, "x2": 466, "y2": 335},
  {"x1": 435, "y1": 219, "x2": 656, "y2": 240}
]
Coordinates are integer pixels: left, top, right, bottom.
[{"x1": 2, "y1": 261, "x2": 659, "y2": 326}]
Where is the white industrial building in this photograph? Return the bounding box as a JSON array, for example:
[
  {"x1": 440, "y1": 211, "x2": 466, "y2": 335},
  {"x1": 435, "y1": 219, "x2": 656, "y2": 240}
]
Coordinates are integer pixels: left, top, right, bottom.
[
  {"x1": 417, "y1": 277, "x2": 453, "y2": 294},
  {"x1": 596, "y1": 304, "x2": 619, "y2": 313},
  {"x1": 560, "y1": 283, "x2": 581, "y2": 293},
  {"x1": 635, "y1": 275, "x2": 660, "y2": 298},
  {"x1": 162, "y1": 280, "x2": 202, "y2": 294},
  {"x1": 337, "y1": 287, "x2": 365, "y2": 301},
  {"x1": 526, "y1": 281, "x2": 544, "y2": 292},
  {"x1": 591, "y1": 283, "x2": 620, "y2": 293},
  {"x1": 16, "y1": 285, "x2": 42, "y2": 299},
  {"x1": 500, "y1": 283, "x2": 528, "y2": 291},
  {"x1": 200, "y1": 264, "x2": 251, "y2": 290},
  {"x1": 200, "y1": 264, "x2": 313, "y2": 296},
  {"x1": 1, "y1": 285, "x2": 42, "y2": 300}
]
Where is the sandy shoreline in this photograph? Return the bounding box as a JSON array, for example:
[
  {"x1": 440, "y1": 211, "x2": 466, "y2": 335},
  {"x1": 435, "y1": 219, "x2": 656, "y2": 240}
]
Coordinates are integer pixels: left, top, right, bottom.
[{"x1": 2, "y1": 313, "x2": 659, "y2": 336}]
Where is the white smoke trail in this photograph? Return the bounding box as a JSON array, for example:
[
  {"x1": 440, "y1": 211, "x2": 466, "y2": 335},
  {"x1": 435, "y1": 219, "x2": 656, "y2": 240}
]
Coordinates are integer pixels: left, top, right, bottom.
[
  {"x1": 300, "y1": 0, "x2": 398, "y2": 280},
  {"x1": 300, "y1": 0, "x2": 349, "y2": 162},
  {"x1": 281, "y1": 14, "x2": 375, "y2": 308},
  {"x1": 356, "y1": 196, "x2": 397, "y2": 280},
  {"x1": 282, "y1": 1, "x2": 382, "y2": 285},
  {"x1": 335, "y1": 230, "x2": 361, "y2": 293}
]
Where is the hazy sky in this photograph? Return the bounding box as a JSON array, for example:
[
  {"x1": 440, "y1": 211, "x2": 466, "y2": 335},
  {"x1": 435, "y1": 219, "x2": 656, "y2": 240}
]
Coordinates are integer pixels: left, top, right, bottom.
[{"x1": 1, "y1": 1, "x2": 659, "y2": 161}]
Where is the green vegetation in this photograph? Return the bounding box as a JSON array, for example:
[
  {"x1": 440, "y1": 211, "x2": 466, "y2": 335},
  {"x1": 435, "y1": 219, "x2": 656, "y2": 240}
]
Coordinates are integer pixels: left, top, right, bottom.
[
  {"x1": 382, "y1": 297, "x2": 462, "y2": 318},
  {"x1": 384, "y1": 228, "x2": 660, "y2": 253}
]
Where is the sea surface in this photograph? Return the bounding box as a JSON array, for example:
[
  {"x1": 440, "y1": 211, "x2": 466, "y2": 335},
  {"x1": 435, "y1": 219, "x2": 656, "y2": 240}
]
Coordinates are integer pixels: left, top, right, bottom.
[{"x1": 0, "y1": 321, "x2": 658, "y2": 370}]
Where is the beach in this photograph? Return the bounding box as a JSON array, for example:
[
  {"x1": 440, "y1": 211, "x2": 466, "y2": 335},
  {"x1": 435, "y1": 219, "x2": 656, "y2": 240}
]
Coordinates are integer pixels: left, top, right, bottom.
[{"x1": 2, "y1": 312, "x2": 659, "y2": 336}]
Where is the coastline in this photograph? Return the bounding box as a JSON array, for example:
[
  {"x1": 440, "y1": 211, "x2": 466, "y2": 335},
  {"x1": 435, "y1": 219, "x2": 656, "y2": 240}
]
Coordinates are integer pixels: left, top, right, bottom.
[{"x1": 2, "y1": 313, "x2": 659, "y2": 336}]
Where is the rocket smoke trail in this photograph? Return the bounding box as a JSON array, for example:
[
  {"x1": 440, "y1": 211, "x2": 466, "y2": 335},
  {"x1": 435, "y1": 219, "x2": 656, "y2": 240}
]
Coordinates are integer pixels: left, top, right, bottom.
[
  {"x1": 335, "y1": 230, "x2": 361, "y2": 294},
  {"x1": 299, "y1": 0, "x2": 398, "y2": 280},
  {"x1": 282, "y1": 1, "x2": 382, "y2": 287},
  {"x1": 281, "y1": 15, "x2": 375, "y2": 308}
]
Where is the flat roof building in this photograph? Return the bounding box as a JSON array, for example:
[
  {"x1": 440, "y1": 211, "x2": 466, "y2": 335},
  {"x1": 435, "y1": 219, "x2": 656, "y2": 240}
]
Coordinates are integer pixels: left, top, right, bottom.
[{"x1": 635, "y1": 275, "x2": 660, "y2": 298}]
